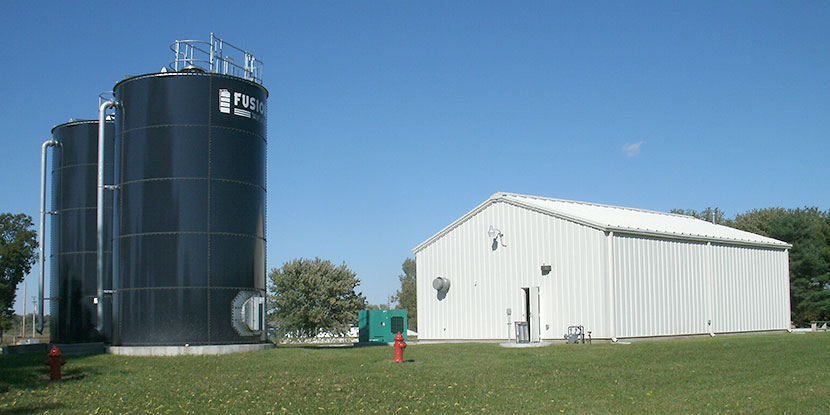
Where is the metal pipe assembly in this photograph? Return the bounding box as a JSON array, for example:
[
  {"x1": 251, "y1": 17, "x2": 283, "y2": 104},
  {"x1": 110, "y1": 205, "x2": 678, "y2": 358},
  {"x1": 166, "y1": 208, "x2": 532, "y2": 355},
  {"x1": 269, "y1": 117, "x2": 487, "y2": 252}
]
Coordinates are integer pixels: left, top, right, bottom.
[
  {"x1": 38, "y1": 139, "x2": 59, "y2": 333},
  {"x1": 96, "y1": 99, "x2": 117, "y2": 332}
]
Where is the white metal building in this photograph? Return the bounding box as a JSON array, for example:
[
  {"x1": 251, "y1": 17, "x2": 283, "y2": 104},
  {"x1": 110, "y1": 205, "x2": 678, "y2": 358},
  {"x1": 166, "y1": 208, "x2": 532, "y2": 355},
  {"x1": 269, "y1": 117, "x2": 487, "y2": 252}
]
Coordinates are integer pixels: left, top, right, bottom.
[{"x1": 413, "y1": 193, "x2": 791, "y2": 342}]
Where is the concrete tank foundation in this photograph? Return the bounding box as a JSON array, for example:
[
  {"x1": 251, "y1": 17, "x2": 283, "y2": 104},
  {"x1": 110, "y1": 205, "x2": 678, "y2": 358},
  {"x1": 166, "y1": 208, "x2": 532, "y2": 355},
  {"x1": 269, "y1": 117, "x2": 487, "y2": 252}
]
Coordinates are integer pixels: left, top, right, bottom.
[{"x1": 108, "y1": 343, "x2": 274, "y2": 356}]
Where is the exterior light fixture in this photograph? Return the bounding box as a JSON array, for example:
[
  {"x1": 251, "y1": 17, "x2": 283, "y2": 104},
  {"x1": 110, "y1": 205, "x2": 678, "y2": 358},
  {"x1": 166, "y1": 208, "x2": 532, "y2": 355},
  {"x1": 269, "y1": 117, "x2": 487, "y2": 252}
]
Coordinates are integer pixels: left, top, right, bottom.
[
  {"x1": 541, "y1": 264, "x2": 552, "y2": 275},
  {"x1": 488, "y1": 225, "x2": 507, "y2": 250}
]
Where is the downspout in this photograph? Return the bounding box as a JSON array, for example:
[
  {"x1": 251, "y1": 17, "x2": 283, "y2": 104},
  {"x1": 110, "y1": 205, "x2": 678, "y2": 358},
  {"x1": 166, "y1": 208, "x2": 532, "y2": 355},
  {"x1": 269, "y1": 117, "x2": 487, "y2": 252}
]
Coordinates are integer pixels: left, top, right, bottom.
[
  {"x1": 38, "y1": 139, "x2": 59, "y2": 334},
  {"x1": 706, "y1": 242, "x2": 715, "y2": 337},
  {"x1": 784, "y1": 248, "x2": 792, "y2": 332},
  {"x1": 96, "y1": 99, "x2": 117, "y2": 332},
  {"x1": 606, "y1": 231, "x2": 617, "y2": 342}
]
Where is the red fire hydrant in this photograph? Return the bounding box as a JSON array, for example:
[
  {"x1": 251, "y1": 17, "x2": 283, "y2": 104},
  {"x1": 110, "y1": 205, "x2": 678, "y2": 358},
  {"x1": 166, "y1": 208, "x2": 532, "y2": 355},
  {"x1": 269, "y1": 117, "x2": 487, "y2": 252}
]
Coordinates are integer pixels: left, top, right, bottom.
[
  {"x1": 45, "y1": 346, "x2": 66, "y2": 381},
  {"x1": 393, "y1": 331, "x2": 407, "y2": 363}
]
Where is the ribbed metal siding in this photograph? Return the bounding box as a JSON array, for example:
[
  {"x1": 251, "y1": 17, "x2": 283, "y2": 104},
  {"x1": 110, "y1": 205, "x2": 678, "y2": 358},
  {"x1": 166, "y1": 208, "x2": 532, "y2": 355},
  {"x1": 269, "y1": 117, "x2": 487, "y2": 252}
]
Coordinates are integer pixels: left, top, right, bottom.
[
  {"x1": 416, "y1": 201, "x2": 608, "y2": 340},
  {"x1": 711, "y1": 245, "x2": 789, "y2": 333},
  {"x1": 612, "y1": 235, "x2": 789, "y2": 338},
  {"x1": 417, "y1": 201, "x2": 791, "y2": 341},
  {"x1": 612, "y1": 235, "x2": 709, "y2": 338}
]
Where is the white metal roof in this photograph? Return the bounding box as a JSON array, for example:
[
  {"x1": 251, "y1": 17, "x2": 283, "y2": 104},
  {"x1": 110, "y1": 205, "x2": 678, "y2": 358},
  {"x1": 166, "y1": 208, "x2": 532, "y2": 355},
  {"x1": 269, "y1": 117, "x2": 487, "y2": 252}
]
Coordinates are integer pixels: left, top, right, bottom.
[{"x1": 413, "y1": 192, "x2": 791, "y2": 253}]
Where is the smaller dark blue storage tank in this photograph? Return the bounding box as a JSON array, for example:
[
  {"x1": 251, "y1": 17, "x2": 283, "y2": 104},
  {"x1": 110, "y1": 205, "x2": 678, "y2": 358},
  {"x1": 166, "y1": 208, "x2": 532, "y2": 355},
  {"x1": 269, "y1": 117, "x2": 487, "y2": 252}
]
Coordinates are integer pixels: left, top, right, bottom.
[{"x1": 49, "y1": 120, "x2": 114, "y2": 343}]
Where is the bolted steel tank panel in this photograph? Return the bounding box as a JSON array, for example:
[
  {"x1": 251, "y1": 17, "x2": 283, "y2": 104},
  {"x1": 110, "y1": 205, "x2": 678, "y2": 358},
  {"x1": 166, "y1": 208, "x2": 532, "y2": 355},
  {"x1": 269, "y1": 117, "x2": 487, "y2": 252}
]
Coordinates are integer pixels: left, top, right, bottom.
[
  {"x1": 112, "y1": 72, "x2": 267, "y2": 346},
  {"x1": 49, "y1": 120, "x2": 114, "y2": 343}
]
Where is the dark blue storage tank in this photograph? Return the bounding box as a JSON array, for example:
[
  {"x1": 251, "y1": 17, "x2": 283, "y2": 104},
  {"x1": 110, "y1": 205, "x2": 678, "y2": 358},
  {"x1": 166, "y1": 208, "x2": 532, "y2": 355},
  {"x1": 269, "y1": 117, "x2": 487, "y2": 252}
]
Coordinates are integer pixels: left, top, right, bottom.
[
  {"x1": 111, "y1": 71, "x2": 267, "y2": 345},
  {"x1": 49, "y1": 120, "x2": 114, "y2": 343}
]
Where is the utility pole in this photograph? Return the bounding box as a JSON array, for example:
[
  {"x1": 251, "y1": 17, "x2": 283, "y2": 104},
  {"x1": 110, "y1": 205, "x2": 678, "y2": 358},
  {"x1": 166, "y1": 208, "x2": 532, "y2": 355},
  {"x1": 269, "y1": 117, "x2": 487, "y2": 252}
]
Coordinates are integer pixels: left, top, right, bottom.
[
  {"x1": 21, "y1": 284, "x2": 26, "y2": 337},
  {"x1": 32, "y1": 296, "x2": 37, "y2": 338}
]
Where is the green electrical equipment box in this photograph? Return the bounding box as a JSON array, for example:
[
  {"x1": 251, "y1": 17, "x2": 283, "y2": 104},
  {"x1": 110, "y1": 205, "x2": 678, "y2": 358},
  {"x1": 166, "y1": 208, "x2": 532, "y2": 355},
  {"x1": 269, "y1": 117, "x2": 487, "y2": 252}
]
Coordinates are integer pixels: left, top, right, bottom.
[{"x1": 358, "y1": 309, "x2": 407, "y2": 343}]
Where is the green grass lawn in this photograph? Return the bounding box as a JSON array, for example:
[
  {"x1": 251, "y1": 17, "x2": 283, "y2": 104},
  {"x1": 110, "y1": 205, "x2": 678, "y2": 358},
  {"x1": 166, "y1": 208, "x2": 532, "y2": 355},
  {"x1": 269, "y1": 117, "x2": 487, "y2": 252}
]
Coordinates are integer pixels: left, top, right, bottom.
[{"x1": 1, "y1": 333, "x2": 828, "y2": 414}]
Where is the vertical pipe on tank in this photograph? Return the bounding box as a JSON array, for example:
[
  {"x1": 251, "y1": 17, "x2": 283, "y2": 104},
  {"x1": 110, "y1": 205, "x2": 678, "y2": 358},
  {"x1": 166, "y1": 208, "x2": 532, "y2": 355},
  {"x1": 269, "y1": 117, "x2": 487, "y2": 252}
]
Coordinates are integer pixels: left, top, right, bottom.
[
  {"x1": 38, "y1": 139, "x2": 59, "y2": 334},
  {"x1": 96, "y1": 99, "x2": 117, "y2": 332},
  {"x1": 209, "y1": 32, "x2": 215, "y2": 72}
]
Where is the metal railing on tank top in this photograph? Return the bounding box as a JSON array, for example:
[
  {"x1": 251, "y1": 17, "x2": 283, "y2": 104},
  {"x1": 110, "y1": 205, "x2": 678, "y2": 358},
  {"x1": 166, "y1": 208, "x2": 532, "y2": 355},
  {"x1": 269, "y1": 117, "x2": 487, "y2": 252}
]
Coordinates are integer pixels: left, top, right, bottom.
[{"x1": 169, "y1": 32, "x2": 263, "y2": 84}]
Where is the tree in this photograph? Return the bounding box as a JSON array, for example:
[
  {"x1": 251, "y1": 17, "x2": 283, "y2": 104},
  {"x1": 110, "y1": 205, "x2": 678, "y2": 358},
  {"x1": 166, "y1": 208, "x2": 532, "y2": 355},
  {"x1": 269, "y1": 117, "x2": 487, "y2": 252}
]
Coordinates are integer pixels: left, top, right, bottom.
[
  {"x1": 0, "y1": 213, "x2": 38, "y2": 338},
  {"x1": 727, "y1": 207, "x2": 830, "y2": 326},
  {"x1": 391, "y1": 257, "x2": 416, "y2": 331},
  {"x1": 267, "y1": 258, "x2": 366, "y2": 338},
  {"x1": 670, "y1": 207, "x2": 727, "y2": 224}
]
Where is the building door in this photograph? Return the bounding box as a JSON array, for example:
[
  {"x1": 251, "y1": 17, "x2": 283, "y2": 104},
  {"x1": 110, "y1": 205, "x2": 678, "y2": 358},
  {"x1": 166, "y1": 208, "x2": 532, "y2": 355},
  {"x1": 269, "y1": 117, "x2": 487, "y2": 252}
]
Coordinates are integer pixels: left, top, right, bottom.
[
  {"x1": 521, "y1": 287, "x2": 541, "y2": 342},
  {"x1": 529, "y1": 286, "x2": 540, "y2": 342}
]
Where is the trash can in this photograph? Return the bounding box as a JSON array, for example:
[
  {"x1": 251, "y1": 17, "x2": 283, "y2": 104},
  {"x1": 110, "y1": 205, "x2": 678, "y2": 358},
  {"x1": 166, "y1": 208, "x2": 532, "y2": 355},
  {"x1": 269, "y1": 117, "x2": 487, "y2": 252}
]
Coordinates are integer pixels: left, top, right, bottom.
[{"x1": 515, "y1": 322, "x2": 529, "y2": 343}]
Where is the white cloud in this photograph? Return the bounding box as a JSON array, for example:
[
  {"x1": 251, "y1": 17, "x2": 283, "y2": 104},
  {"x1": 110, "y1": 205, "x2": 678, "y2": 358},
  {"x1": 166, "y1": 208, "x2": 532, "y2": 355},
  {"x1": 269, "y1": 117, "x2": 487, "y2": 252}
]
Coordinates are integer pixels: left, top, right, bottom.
[{"x1": 622, "y1": 141, "x2": 645, "y2": 157}]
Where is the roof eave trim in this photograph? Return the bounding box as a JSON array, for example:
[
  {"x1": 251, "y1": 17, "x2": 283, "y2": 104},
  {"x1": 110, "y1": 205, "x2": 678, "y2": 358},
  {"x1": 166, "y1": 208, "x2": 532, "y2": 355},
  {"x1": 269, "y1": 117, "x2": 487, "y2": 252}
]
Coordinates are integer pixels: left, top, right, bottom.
[
  {"x1": 412, "y1": 198, "x2": 497, "y2": 254},
  {"x1": 413, "y1": 194, "x2": 612, "y2": 254},
  {"x1": 499, "y1": 198, "x2": 609, "y2": 232},
  {"x1": 608, "y1": 226, "x2": 793, "y2": 249},
  {"x1": 413, "y1": 193, "x2": 793, "y2": 254}
]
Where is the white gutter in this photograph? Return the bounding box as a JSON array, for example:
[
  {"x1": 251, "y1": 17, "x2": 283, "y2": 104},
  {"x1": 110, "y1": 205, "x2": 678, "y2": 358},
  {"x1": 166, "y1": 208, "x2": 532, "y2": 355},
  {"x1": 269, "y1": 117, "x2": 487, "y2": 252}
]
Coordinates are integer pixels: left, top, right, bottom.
[
  {"x1": 606, "y1": 227, "x2": 791, "y2": 250},
  {"x1": 606, "y1": 231, "x2": 617, "y2": 342},
  {"x1": 706, "y1": 242, "x2": 716, "y2": 336}
]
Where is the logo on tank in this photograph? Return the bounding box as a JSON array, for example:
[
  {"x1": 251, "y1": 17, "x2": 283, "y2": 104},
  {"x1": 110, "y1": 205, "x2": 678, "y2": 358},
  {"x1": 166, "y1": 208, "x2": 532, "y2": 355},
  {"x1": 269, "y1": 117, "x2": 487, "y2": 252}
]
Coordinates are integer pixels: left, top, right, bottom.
[{"x1": 218, "y1": 89, "x2": 266, "y2": 122}]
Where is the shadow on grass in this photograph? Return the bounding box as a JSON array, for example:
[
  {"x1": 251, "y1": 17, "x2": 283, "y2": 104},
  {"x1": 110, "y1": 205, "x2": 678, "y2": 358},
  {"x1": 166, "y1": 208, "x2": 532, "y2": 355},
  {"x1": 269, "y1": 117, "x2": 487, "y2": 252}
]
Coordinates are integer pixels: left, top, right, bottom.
[
  {"x1": 0, "y1": 353, "x2": 48, "y2": 393},
  {"x1": 0, "y1": 353, "x2": 100, "y2": 394},
  {"x1": 352, "y1": 342, "x2": 391, "y2": 348},
  {"x1": 0, "y1": 402, "x2": 64, "y2": 415},
  {"x1": 277, "y1": 342, "x2": 391, "y2": 350}
]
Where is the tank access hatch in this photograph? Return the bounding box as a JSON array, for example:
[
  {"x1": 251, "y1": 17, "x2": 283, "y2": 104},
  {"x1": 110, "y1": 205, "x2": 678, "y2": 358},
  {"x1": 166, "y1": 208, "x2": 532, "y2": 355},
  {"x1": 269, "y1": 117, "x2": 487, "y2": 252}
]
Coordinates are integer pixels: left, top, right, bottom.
[{"x1": 232, "y1": 291, "x2": 265, "y2": 336}]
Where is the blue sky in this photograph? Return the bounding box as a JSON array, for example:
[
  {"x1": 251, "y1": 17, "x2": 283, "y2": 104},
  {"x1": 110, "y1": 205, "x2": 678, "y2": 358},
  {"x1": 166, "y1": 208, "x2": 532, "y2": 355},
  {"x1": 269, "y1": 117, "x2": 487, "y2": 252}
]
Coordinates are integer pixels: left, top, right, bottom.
[{"x1": 2, "y1": 2, "x2": 829, "y2": 314}]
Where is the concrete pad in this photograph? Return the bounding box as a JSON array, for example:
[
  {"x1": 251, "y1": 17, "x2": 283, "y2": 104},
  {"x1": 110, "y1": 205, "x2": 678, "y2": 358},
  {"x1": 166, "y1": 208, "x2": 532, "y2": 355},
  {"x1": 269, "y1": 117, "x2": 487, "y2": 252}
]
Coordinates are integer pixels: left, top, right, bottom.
[
  {"x1": 2, "y1": 343, "x2": 48, "y2": 355},
  {"x1": 499, "y1": 341, "x2": 553, "y2": 348},
  {"x1": 51, "y1": 342, "x2": 106, "y2": 355},
  {"x1": 108, "y1": 343, "x2": 274, "y2": 356}
]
